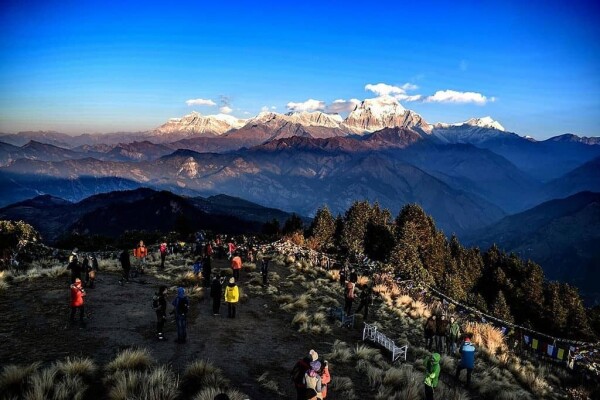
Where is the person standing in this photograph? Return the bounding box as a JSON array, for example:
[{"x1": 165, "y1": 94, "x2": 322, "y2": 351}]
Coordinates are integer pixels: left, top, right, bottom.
[
  {"x1": 231, "y1": 253, "x2": 242, "y2": 282},
  {"x1": 260, "y1": 256, "x2": 270, "y2": 286},
  {"x1": 153, "y1": 286, "x2": 167, "y2": 341},
  {"x1": 319, "y1": 360, "x2": 331, "y2": 399},
  {"x1": 435, "y1": 315, "x2": 449, "y2": 354},
  {"x1": 303, "y1": 361, "x2": 322, "y2": 400},
  {"x1": 67, "y1": 250, "x2": 82, "y2": 284},
  {"x1": 134, "y1": 240, "x2": 148, "y2": 274},
  {"x1": 70, "y1": 278, "x2": 86, "y2": 326},
  {"x1": 291, "y1": 350, "x2": 318, "y2": 400},
  {"x1": 344, "y1": 280, "x2": 355, "y2": 315},
  {"x1": 447, "y1": 316, "x2": 461, "y2": 355},
  {"x1": 172, "y1": 287, "x2": 189, "y2": 343},
  {"x1": 455, "y1": 335, "x2": 476, "y2": 388},
  {"x1": 424, "y1": 315, "x2": 436, "y2": 350},
  {"x1": 192, "y1": 258, "x2": 203, "y2": 277},
  {"x1": 159, "y1": 240, "x2": 168, "y2": 269},
  {"x1": 224, "y1": 277, "x2": 239, "y2": 318},
  {"x1": 355, "y1": 286, "x2": 373, "y2": 320},
  {"x1": 423, "y1": 353, "x2": 441, "y2": 400},
  {"x1": 119, "y1": 249, "x2": 131, "y2": 284},
  {"x1": 210, "y1": 275, "x2": 223, "y2": 315}
]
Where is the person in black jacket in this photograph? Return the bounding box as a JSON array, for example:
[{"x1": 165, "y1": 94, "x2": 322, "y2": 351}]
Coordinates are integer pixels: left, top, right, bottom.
[
  {"x1": 202, "y1": 255, "x2": 212, "y2": 288},
  {"x1": 119, "y1": 249, "x2": 131, "y2": 285},
  {"x1": 210, "y1": 275, "x2": 223, "y2": 315},
  {"x1": 153, "y1": 285, "x2": 168, "y2": 340},
  {"x1": 260, "y1": 256, "x2": 270, "y2": 285},
  {"x1": 355, "y1": 286, "x2": 373, "y2": 320},
  {"x1": 67, "y1": 251, "x2": 82, "y2": 284}
]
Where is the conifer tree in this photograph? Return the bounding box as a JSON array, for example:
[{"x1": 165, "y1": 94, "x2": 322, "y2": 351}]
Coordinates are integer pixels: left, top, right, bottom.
[
  {"x1": 308, "y1": 206, "x2": 335, "y2": 251},
  {"x1": 492, "y1": 290, "x2": 514, "y2": 323}
]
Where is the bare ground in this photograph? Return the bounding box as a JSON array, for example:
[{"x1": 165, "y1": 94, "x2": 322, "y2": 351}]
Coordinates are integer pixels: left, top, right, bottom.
[{"x1": 0, "y1": 257, "x2": 369, "y2": 399}]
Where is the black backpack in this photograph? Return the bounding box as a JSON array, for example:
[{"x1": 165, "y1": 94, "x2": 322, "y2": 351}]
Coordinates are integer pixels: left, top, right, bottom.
[
  {"x1": 152, "y1": 295, "x2": 160, "y2": 311},
  {"x1": 177, "y1": 298, "x2": 189, "y2": 315}
]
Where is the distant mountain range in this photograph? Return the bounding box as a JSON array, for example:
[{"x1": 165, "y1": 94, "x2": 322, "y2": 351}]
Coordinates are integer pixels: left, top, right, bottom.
[
  {"x1": 465, "y1": 191, "x2": 600, "y2": 303},
  {"x1": 0, "y1": 188, "x2": 295, "y2": 243}
]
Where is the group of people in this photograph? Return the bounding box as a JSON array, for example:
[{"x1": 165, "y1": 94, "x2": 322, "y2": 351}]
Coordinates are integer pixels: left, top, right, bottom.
[
  {"x1": 341, "y1": 266, "x2": 373, "y2": 320},
  {"x1": 423, "y1": 331, "x2": 476, "y2": 400},
  {"x1": 66, "y1": 249, "x2": 99, "y2": 288},
  {"x1": 291, "y1": 349, "x2": 332, "y2": 400},
  {"x1": 424, "y1": 314, "x2": 462, "y2": 355}
]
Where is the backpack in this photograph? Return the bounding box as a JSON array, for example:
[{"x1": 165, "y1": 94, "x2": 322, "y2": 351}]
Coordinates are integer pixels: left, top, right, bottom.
[
  {"x1": 152, "y1": 295, "x2": 160, "y2": 311},
  {"x1": 346, "y1": 282, "x2": 355, "y2": 299},
  {"x1": 160, "y1": 243, "x2": 167, "y2": 254},
  {"x1": 176, "y1": 298, "x2": 189, "y2": 315}
]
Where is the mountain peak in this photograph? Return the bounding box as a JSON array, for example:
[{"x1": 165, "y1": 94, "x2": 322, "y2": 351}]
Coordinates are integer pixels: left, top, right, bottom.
[
  {"x1": 343, "y1": 96, "x2": 430, "y2": 134},
  {"x1": 464, "y1": 116, "x2": 505, "y2": 131}
]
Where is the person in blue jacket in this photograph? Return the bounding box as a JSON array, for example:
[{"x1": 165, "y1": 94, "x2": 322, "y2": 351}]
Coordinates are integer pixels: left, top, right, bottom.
[
  {"x1": 455, "y1": 334, "x2": 476, "y2": 388},
  {"x1": 171, "y1": 287, "x2": 189, "y2": 343}
]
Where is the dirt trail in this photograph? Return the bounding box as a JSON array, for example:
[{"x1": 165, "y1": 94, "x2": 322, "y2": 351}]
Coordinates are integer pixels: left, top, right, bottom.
[{"x1": 0, "y1": 258, "x2": 365, "y2": 399}]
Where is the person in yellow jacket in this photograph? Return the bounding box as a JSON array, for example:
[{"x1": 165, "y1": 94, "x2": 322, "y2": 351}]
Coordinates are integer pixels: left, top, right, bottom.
[{"x1": 224, "y1": 277, "x2": 239, "y2": 318}]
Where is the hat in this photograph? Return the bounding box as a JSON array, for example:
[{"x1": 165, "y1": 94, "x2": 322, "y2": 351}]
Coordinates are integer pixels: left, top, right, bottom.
[
  {"x1": 309, "y1": 349, "x2": 318, "y2": 361},
  {"x1": 229, "y1": 277, "x2": 235, "y2": 284},
  {"x1": 75, "y1": 278, "x2": 82, "y2": 283},
  {"x1": 72, "y1": 248, "x2": 78, "y2": 255},
  {"x1": 310, "y1": 360, "x2": 321, "y2": 372},
  {"x1": 464, "y1": 337, "x2": 471, "y2": 342}
]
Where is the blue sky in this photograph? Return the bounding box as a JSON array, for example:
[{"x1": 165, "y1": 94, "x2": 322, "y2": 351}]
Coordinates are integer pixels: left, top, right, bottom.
[{"x1": 0, "y1": 0, "x2": 598, "y2": 139}]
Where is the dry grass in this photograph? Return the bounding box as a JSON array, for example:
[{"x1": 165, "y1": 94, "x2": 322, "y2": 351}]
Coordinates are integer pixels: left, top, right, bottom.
[
  {"x1": 256, "y1": 372, "x2": 282, "y2": 395},
  {"x1": 467, "y1": 322, "x2": 507, "y2": 356},
  {"x1": 0, "y1": 362, "x2": 41, "y2": 397},
  {"x1": 280, "y1": 294, "x2": 309, "y2": 312},
  {"x1": 193, "y1": 388, "x2": 248, "y2": 400},
  {"x1": 329, "y1": 376, "x2": 356, "y2": 399},
  {"x1": 54, "y1": 357, "x2": 97, "y2": 380},
  {"x1": 354, "y1": 344, "x2": 382, "y2": 362},
  {"x1": 105, "y1": 348, "x2": 154, "y2": 373},
  {"x1": 175, "y1": 271, "x2": 203, "y2": 287},
  {"x1": 180, "y1": 360, "x2": 227, "y2": 396},
  {"x1": 327, "y1": 269, "x2": 340, "y2": 282},
  {"x1": 242, "y1": 262, "x2": 256, "y2": 272},
  {"x1": 107, "y1": 366, "x2": 179, "y2": 400},
  {"x1": 326, "y1": 340, "x2": 353, "y2": 363},
  {"x1": 356, "y1": 275, "x2": 369, "y2": 286}
]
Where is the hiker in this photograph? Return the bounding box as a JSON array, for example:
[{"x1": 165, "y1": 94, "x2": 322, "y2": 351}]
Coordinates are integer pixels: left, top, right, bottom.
[
  {"x1": 423, "y1": 352, "x2": 441, "y2": 400},
  {"x1": 205, "y1": 242, "x2": 214, "y2": 258},
  {"x1": 172, "y1": 287, "x2": 189, "y2": 343},
  {"x1": 447, "y1": 316, "x2": 461, "y2": 355},
  {"x1": 67, "y1": 250, "x2": 82, "y2": 284},
  {"x1": 424, "y1": 315, "x2": 437, "y2": 350},
  {"x1": 70, "y1": 278, "x2": 86, "y2": 326},
  {"x1": 344, "y1": 280, "x2": 355, "y2": 315},
  {"x1": 81, "y1": 255, "x2": 90, "y2": 286},
  {"x1": 304, "y1": 360, "x2": 322, "y2": 400},
  {"x1": 230, "y1": 253, "x2": 242, "y2": 282},
  {"x1": 119, "y1": 249, "x2": 131, "y2": 284},
  {"x1": 319, "y1": 360, "x2": 331, "y2": 399},
  {"x1": 355, "y1": 286, "x2": 373, "y2": 320},
  {"x1": 436, "y1": 314, "x2": 449, "y2": 353},
  {"x1": 260, "y1": 256, "x2": 270, "y2": 285},
  {"x1": 339, "y1": 266, "x2": 346, "y2": 288},
  {"x1": 202, "y1": 255, "x2": 212, "y2": 287},
  {"x1": 224, "y1": 277, "x2": 239, "y2": 318},
  {"x1": 349, "y1": 267, "x2": 358, "y2": 283},
  {"x1": 86, "y1": 255, "x2": 99, "y2": 288},
  {"x1": 227, "y1": 240, "x2": 236, "y2": 259},
  {"x1": 159, "y1": 240, "x2": 168, "y2": 269},
  {"x1": 455, "y1": 334, "x2": 476, "y2": 388},
  {"x1": 153, "y1": 285, "x2": 168, "y2": 340},
  {"x1": 291, "y1": 350, "x2": 318, "y2": 400},
  {"x1": 134, "y1": 240, "x2": 148, "y2": 274},
  {"x1": 192, "y1": 258, "x2": 203, "y2": 277},
  {"x1": 210, "y1": 275, "x2": 223, "y2": 315}
]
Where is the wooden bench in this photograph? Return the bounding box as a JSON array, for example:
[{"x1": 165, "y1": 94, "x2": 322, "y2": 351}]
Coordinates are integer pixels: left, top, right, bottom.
[
  {"x1": 327, "y1": 306, "x2": 355, "y2": 328},
  {"x1": 362, "y1": 323, "x2": 408, "y2": 362}
]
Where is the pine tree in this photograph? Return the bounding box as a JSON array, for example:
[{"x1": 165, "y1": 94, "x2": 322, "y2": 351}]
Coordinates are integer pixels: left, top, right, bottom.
[
  {"x1": 389, "y1": 222, "x2": 431, "y2": 284},
  {"x1": 282, "y1": 213, "x2": 303, "y2": 235},
  {"x1": 308, "y1": 206, "x2": 335, "y2": 250},
  {"x1": 341, "y1": 201, "x2": 372, "y2": 257},
  {"x1": 492, "y1": 290, "x2": 514, "y2": 323}
]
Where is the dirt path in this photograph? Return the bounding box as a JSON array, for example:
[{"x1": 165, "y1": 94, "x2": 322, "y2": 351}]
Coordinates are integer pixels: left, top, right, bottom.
[{"x1": 0, "y1": 257, "x2": 367, "y2": 399}]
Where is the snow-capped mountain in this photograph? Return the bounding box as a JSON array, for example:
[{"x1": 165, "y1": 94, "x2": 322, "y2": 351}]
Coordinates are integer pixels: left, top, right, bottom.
[
  {"x1": 154, "y1": 112, "x2": 247, "y2": 137},
  {"x1": 434, "y1": 116, "x2": 505, "y2": 131},
  {"x1": 432, "y1": 116, "x2": 512, "y2": 144},
  {"x1": 342, "y1": 95, "x2": 432, "y2": 134}
]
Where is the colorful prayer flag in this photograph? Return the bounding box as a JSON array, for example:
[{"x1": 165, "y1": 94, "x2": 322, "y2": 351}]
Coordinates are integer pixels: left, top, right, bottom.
[
  {"x1": 557, "y1": 348, "x2": 565, "y2": 360},
  {"x1": 532, "y1": 339, "x2": 539, "y2": 350},
  {"x1": 547, "y1": 344, "x2": 554, "y2": 357}
]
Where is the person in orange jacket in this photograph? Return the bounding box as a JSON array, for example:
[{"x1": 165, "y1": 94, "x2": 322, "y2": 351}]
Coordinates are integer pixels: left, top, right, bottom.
[
  {"x1": 231, "y1": 253, "x2": 242, "y2": 282},
  {"x1": 319, "y1": 360, "x2": 331, "y2": 399},
  {"x1": 134, "y1": 240, "x2": 148, "y2": 274},
  {"x1": 70, "y1": 278, "x2": 86, "y2": 325}
]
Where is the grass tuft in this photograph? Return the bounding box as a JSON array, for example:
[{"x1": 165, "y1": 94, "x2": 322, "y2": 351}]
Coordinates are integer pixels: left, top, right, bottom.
[{"x1": 106, "y1": 348, "x2": 154, "y2": 373}]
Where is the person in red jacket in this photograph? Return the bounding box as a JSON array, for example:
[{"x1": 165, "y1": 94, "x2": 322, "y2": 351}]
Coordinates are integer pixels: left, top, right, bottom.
[
  {"x1": 231, "y1": 253, "x2": 242, "y2": 282},
  {"x1": 134, "y1": 240, "x2": 148, "y2": 274},
  {"x1": 70, "y1": 278, "x2": 86, "y2": 325}
]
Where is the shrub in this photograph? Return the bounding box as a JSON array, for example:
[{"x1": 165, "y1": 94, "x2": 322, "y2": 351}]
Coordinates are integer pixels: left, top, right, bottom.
[
  {"x1": 256, "y1": 372, "x2": 282, "y2": 395},
  {"x1": 181, "y1": 360, "x2": 227, "y2": 396},
  {"x1": 0, "y1": 362, "x2": 41, "y2": 397},
  {"x1": 106, "y1": 348, "x2": 154, "y2": 373},
  {"x1": 107, "y1": 366, "x2": 179, "y2": 400},
  {"x1": 54, "y1": 357, "x2": 97, "y2": 380},
  {"x1": 194, "y1": 388, "x2": 248, "y2": 400}
]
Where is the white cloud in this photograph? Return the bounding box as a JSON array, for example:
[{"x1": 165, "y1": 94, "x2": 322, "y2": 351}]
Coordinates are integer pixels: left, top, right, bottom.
[
  {"x1": 261, "y1": 106, "x2": 270, "y2": 112},
  {"x1": 185, "y1": 98, "x2": 216, "y2": 106},
  {"x1": 286, "y1": 99, "x2": 326, "y2": 112},
  {"x1": 219, "y1": 106, "x2": 233, "y2": 114},
  {"x1": 365, "y1": 82, "x2": 418, "y2": 97},
  {"x1": 395, "y1": 94, "x2": 423, "y2": 102},
  {"x1": 271, "y1": 106, "x2": 277, "y2": 110},
  {"x1": 425, "y1": 90, "x2": 493, "y2": 105},
  {"x1": 326, "y1": 98, "x2": 361, "y2": 113}
]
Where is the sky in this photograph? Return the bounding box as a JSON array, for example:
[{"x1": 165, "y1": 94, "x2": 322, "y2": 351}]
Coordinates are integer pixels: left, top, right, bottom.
[{"x1": 0, "y1": 0, "x2": 598, "y2": 139}]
